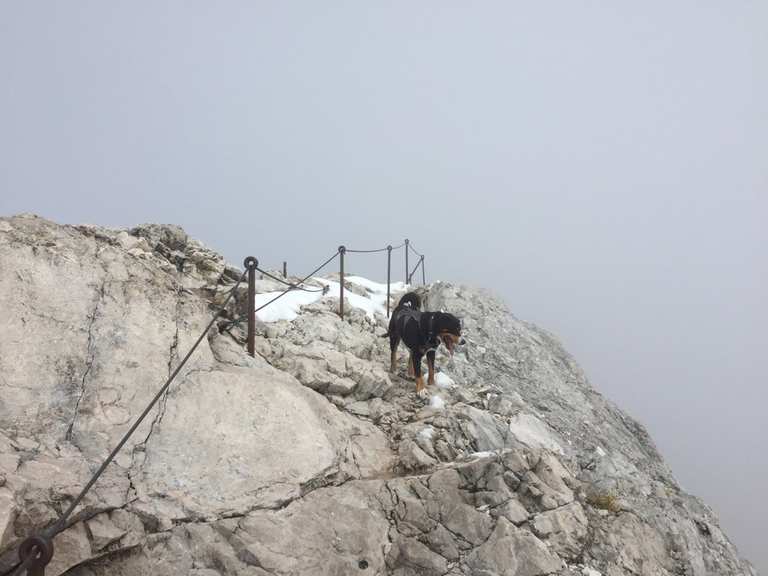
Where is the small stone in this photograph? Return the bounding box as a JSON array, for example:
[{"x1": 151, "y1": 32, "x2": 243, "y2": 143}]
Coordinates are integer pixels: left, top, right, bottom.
[
  {"x1": 327, "y1": 377, "x2": 357, "y2": 396},
  {"x1": 346, "y1": 400, "x2": 371, "y2": 416},
  {"x1": 495, "y1": 498, "x2": 530, "y2": 525},
  {"x1": 116, "y1": 231, "x2": 139, "y2": 250},
  {"x1": 398, "y1": 440, "x2": 437, "y2": 471},
  {"x1": 87, "y1": 512, "x2": 127, "y2": 551}
]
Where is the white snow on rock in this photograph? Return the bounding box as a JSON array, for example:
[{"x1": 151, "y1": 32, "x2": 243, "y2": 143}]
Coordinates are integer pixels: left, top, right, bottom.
[
  {"x1": 430, "y1": 395, "x2": 445, "y2": 410},
  {"x1": 315, "y1": 278, "x2": 384, "y2": 318},
  {"x1": 435, "y1": 372, "x2": 456, "y2": 389},
  {"x1": 345, "y1": 276, "x2": 407, "y2": 295},
  {"x1": 254, "y1": 289, "x2": 325, "y2": 322},
  {"x1": 470, "y1": 451, "x2": 496, "y2": 459},
  {"x1": 418, "y1": 426, "x2": 435, "y2": 441},
  {"x1": 253, "y1": 275, "x2": 407, "y2": 322}
]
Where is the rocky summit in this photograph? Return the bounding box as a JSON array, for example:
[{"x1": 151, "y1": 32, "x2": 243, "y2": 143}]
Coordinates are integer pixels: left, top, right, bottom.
[{"x1": 0, "y1": 214, "x2": 757, "y2": 576}]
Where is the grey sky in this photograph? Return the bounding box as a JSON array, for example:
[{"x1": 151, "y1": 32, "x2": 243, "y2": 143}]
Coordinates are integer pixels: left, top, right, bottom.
[{"x1": 1, "y1": 1, "x2": 766, "y2": 571}]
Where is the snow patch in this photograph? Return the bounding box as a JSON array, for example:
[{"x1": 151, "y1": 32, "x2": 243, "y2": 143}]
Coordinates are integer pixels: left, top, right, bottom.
[
  {"x1": 253, "y1": 274, "x2": 408, "y2": 322},
  {"x1": 418, "y1": 426, "x2": 434, "y2": 441},
  {"x1": 345, "y1": 276, "x2": 406, "y2": 295},
  {"x1": 582, "y1": 567, "x2": 602, "y2": 576},
  {"x1": 429, "y1": 395, "x2": 445, "y2": 410},
  {"x1": 470, "y1": 451, "x2": 496, "y2": 459},
  {"x1": 314, "y1": 278, "x2": 387, "y2": 319},
  {"x1": 254, "y1": 289, "x2": 324, "y2": 322},
  {"x1": 434, "y1": 372, "x2": 455, "y2": 389}
]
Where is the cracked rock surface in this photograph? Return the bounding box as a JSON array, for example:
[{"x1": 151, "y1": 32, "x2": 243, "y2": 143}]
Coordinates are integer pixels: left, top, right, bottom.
[{"x1": 0, "y1": 214, "x2": 758, "y2": 576}]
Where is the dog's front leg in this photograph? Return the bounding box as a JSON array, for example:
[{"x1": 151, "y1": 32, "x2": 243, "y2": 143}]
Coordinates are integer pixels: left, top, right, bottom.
[
  {"x1": 427, "y1": 350, "x2": 436, "y2": 386},
  {"x1": 407, "y1": 354, "x2": 415, "y2": 378}
]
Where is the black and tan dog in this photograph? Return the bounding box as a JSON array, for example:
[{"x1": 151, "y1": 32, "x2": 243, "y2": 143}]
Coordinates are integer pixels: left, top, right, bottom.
[{"x1": 384, "y1": 292, "x2": 464, "y2": 396}]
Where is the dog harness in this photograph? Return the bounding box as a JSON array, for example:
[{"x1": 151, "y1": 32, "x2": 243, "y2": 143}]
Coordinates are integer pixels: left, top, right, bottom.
[
  {"x1": 423, "y1": 314, "x2": 440, "y2": 353},
  {"x1": 395, "y1": 309, "x2": 442, "y2": 354}
]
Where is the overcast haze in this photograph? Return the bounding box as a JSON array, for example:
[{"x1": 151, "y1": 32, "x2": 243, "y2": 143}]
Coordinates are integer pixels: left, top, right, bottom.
[{"x1": 1, "y1": 2, "x2": 766, "y2": 571}]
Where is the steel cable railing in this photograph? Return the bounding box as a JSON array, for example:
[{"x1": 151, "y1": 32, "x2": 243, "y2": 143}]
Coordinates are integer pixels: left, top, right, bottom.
[
  {"x1": 255, "y1": 265, "x2": 329, "y2": 293},
  {"x1": 6, "y1": 239, "x2": 425, "y2": 576}
]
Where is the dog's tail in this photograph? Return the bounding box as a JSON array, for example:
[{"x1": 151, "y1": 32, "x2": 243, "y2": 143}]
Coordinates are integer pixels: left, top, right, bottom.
[{"x1": 396, "y1": 292, "x2": 421, "y2": 311}]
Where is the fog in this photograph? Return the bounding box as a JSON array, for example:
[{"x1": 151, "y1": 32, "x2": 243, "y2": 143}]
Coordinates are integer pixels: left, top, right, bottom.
[{"x1": 1, "y1": 2, "x2": 765, "y2": 571}]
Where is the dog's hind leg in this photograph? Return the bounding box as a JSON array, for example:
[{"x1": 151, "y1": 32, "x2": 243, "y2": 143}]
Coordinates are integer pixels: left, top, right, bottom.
[
  {"x1": 413, "y1": 352, "x2": 426, "y2": 397},
  {"x1": 389, "y1": 335, "x2": 400, "y2": 373}
]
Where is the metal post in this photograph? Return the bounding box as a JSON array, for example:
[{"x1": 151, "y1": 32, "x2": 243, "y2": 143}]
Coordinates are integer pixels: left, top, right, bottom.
[
  {"x1": 243, "y1": 256, "x2": 258, "y2": 357},
  {"x1": 404, "y1": 239, "x2": 410, "y2": 284},
  {"x1": 338, "y1": 246, "x2": 346, "y2": 319},
  {"x1": 421, "y1": 255, "x2": 425, "y2": 285},
  {"x1": 386, "y1": 245, "x2": 392, "y2": 317},
  {"x1": 18, "y1": 534, "x2": 54, "y2": 576},
  {"x1": 282, "y1": 261, "x2": 287, "y2": 278}
]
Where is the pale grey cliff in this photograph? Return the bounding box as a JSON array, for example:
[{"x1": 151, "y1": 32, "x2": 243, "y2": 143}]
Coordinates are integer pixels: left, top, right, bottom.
[{"x1": 0, "y1": 215, "x2": 757, "y2": 576}]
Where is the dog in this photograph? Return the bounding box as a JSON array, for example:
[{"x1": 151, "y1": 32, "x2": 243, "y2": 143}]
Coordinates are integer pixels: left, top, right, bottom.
[{"x1": 383, "y1": 292, "x2": 464, "y2": 396}]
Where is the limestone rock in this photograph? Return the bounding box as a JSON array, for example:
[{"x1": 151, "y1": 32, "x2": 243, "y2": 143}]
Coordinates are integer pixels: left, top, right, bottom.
[
  {"x1": 464, "y1": 518, "x2": 564, "y2": 575},
  {"x1": 0, "y1": 215, "x2": 757, "y2": 576},
  {"x1": 531, "y1": 502, "x2": 588, "y2": 559},
  {"x1": 86, "y1": 513, "x2": 126, "y2": 551}
]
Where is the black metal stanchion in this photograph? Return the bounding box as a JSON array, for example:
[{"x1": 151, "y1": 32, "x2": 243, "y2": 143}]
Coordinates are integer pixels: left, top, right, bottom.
[
  {"x1": 243, "y1": 256, "x2": 258, "y2": 357},
  {"x1": 386, "y1": 245, "x2": 392, "y2": 317},
  {"x1": 404, "y1": 239, "x2": 409, "y2": 284},
  {"x1": 338, "y1": 246, "x2": 346, "y2": 319}
]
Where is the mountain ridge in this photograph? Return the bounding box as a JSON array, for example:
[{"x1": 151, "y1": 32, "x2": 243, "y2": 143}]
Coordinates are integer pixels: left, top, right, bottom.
[{"x1": 0, "y1": 214, "x2": 757, "y2": 576}]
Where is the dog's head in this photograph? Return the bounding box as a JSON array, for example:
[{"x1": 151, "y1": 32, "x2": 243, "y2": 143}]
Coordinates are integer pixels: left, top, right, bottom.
[{"x1": 436, "y1": 313, "x2": 464, "y2": 355}]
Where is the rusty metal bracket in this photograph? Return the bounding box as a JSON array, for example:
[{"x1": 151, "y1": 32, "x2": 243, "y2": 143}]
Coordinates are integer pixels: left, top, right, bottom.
[{"x1": 16, "y1": 535, "x2": 54, "y2": 576}]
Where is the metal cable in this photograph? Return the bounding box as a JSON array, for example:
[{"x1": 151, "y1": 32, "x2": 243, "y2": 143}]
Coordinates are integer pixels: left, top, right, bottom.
[
  {"x1": 408, "y1": 258, "x2": 423, "y2": 282},
  {"x1": 346, "y1": 241, "x2": 406, "y2": 254},
  {"x1": 43, "y1": 269, "x2": 249, "y2": 540},
  {"x1": 255, "y1": 266, "x2": 327, "y2": 292},
  {"x1": 5, "y1": 553, "x2": 34, "y2": 576},
  {"x1": 252, "y1": 251, "x2": 338, "y2": 315},
  {"x1": 4, "y1": 245, "x2": 410, "y2": 574},
  {"x1": 346, "y1": 247, "x2": 389, "y2": 254},
  {"x1": 408, "y1": 242, "x2": 423, "y2": 257}
]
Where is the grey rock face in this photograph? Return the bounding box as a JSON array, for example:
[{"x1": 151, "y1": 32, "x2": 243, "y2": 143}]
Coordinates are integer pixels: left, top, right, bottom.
[{"x1": 0, "y1": 215, "x2": 757, "y2": 576}]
